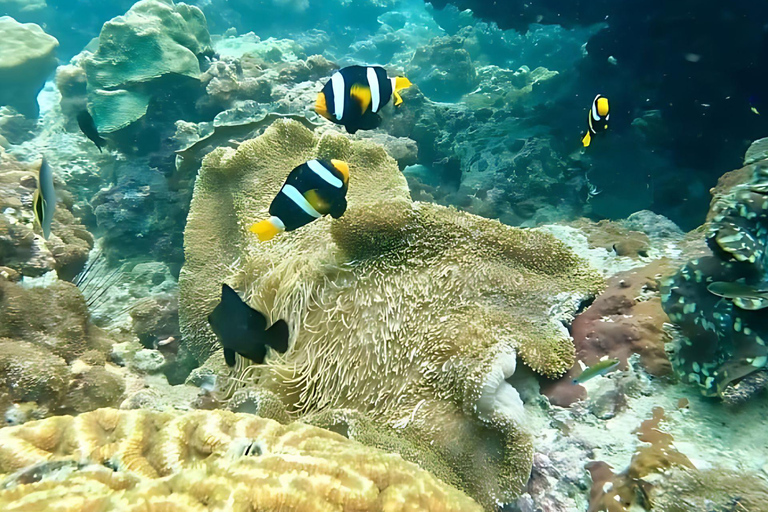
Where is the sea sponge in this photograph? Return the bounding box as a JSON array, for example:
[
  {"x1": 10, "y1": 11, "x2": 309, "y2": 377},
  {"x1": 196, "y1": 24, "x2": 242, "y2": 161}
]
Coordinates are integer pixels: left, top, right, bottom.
[
  {"x1": 179, "y1": 119, "x2": 604, "y2": 507},
  {"x1": 0, "y1": 17, "x2": 58, "y2": 118},
  {"x1": 0, "y1": 408, "x2": 483, "y2": 512}
]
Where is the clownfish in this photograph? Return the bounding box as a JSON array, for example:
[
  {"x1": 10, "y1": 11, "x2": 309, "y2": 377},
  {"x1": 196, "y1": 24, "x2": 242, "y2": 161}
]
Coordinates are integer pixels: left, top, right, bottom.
[
  {"x1": 249, "y1": 159, "x2": 350, "y2": 241},
  {"x1": 315, "y1": 65, "x2": 412, "y2": 134},
  {"x1": 582, "y1": 94, "x2": 609, "y2": 147}
]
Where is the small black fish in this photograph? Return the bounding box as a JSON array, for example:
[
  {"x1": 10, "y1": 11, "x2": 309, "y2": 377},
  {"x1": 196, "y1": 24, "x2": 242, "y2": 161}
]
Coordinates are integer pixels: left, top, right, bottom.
[
  {"x1": 76, "y1": 110, "x2": 107, "y2": 152},
  {"x1": 207, "y1": 284, "x2": 289, "y2": 367}
]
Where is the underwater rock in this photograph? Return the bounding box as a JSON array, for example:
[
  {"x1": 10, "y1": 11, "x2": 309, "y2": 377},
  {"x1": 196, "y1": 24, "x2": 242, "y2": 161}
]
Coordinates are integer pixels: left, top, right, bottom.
[
  {"x1": 58, "y1": 0, "x2": 212, "y2": 151},
  {"x1": 179, "y1": 119, "x2": 604, "y2": 507},
  {"x1": 662, "y1": 145, "x2": 768, "y2": 399},
  {"x1": 0, "y1": 17, "x2": 58, "y2": 118},
  {"x1": 0, "y1": 408, "x2": 483, "y2": 511},
  {"x1": 650, "y1": 467, "x2": 768, "y2": 512},
  {"x1": 406, "y1": 35, "x2": 478, "y2": 102}
]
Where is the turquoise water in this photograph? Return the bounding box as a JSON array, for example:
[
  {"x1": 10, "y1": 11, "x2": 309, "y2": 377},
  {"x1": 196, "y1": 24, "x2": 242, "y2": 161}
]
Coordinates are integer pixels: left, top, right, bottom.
[{"x1": 0, "y1": 1, "x2": 767, "y2": 511}]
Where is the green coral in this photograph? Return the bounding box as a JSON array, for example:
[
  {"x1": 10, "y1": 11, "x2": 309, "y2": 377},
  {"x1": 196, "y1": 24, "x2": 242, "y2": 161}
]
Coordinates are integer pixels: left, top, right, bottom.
[
  {"x1": 180, "y1": 120, "x2": 603, "y2": 508},
  {"x1": 80, "y1": 0, "x2": 212, "y2": 133}
]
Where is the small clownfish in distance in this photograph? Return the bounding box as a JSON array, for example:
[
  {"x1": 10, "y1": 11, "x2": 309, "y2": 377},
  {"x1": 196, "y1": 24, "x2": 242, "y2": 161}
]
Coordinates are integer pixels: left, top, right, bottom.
[
  {"x1": 249, "y1": 159, "x2": 350, "y2": 241},
  {"x1": 582, "y1": 94, "x2": 609, "y2": 147},
  {"x1": 315, "y1": 65, "x2": 412, "y2": 134}
]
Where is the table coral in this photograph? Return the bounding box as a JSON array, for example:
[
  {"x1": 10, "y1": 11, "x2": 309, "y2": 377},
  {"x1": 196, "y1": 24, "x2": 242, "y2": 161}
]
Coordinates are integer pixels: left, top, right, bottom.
[
  {"x1": 0, "y1": 17, "x2": 58, "y2": 118},
  {"x1": 0, "y1": 408, "x2": 483, "y2": 512},
  {"x1": 661, "y1": 142, "x2": 768, "y2": 399},
  {"x1": 179, "y1": 119, "x2": 604, "y2": 507}
]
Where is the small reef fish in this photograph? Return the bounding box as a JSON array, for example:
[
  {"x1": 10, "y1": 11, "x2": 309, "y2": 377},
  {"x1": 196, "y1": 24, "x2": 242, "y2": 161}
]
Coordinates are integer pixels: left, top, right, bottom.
[
  {"x1": 32, "y1": 157, "x2": 55, "y2": 240},
  {"x1": 207, "y1": 284, "x2": 290, "y2": 367},
  {"x1": 582, "y1": 94, "x2": 609, "y2": 147},
  {"x1": 315, "y1": 65, "x2": 412, "y2": 134},
  {"x1": 249, "y1": 159, "x2": 350, "y2": 241},
  {"x1": 572, "y1": 358, "x2": 620, "y2": 384},
  {"x1": 76, "y1": 110, "x2": 107, "y2": 152},
  {"x1": 707, "y1": 281, "x2": 768, "y2": 310}
]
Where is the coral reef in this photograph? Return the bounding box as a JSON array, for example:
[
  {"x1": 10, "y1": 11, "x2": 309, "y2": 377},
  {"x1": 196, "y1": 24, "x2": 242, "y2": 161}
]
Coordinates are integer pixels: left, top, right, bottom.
[
  {"x1": 0, "y1": 150, "x2": 94, "y2": 280},
  {"x1": 651, "y1": 467, "x2": 768, "y2": 512},
  {"x1": 180, "y1": 119, "x2": 604, "y2": 507},
  {"x1": 58, "y1": 0, "x2": 213, "y2": 151},
  {"x1": 0, "y1": 16, "x2": 58, "y2": 118},
  {"x1": 662, "y1": 140, "x2": 768, "y2": 398},
  {"x1": 586, "y1": 407, "x2": 694, "y2": 512},
  {"x1": 0, "y1": 408, "x2": 483, "y2": 511},
  {"x1": 544, "y1": 261, "x2": 674, "y2": 407}
]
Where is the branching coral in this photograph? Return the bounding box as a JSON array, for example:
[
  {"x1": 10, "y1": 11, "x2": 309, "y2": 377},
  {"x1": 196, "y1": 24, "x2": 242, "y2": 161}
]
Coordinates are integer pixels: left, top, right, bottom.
[
  {"x1": 661, "y1": 141, "x2": 768, "y2": 399},
  {"x1": 0, "y1": 408, "x2": 483, "y2": 511},
  {"x1": 179, "y1": 119, "x2": 604, "y2": 507}
]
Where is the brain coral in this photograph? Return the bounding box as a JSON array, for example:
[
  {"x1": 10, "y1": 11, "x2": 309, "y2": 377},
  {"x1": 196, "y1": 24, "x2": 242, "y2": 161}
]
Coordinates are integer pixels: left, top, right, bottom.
[
  {"x1": 0, "y1": 408, "x2": 482, "y2": 512},
  {"x1": 179, "y1": 119, "x2": 603, "y2": 507}
]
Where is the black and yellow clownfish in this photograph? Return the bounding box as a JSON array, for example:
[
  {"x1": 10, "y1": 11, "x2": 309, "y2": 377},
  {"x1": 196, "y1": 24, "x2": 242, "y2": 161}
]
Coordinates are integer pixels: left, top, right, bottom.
[
  {"x1": 249, "y1": 159, "x2": 350, "y2": 241},
  {"x1": 582, "y1": 94, "x2": 609, "y2": 147},
  {"x1": 315, "y1": 65, "x2": 412, "y2": 134}
]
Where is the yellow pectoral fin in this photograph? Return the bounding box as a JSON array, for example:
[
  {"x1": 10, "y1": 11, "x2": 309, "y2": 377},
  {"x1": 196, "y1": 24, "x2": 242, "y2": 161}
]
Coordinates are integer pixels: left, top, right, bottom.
[
  {"x1": 393, "y1": 90, "x2": 404, "y2": 107},
  {"x1": 350, "y1": 84, "x2": 372, "y2": 113},
  {"x1": 304, "y1": 189, "x2": 331, "y2": 215},
  {"x1": 582, "y1": 131, "x2": 592, "y2": 147}
]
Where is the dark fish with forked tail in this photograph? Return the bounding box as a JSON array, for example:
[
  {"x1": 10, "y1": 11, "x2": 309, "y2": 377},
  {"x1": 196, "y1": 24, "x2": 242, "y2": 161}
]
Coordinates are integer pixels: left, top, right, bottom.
[
  {"x1": 77, "y1": 110, "x2": 107, "y2": 152},
  {"x1": 207, "y1": 284, "x2": 290, "y2": 366}
]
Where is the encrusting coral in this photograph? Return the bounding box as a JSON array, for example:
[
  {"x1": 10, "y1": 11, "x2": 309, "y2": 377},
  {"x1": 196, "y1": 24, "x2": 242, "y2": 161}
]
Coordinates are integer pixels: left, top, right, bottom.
[
  {"x1": 179, "y1": 119, "x2": 604, "y2": 507},
  {"x1": 0, "y1": 408, "x2": 483, "y2": 512}
]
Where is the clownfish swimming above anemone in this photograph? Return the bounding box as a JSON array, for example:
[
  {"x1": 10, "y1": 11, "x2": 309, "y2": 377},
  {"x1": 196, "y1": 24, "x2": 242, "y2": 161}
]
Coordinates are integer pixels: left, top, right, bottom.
[
  {"x1": 249, "y1": 159, "x2": 350, "y2": 242},
  {"x1": 582, "y1": 94, "x2": 610, "y2": 147},
  {"x1": 315, "y1": 65, "x2": 412, "y2": 134}
]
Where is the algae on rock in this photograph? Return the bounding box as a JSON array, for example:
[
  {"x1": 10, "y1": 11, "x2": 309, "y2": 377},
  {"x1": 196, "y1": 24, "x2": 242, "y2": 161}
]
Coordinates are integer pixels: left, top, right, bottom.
[{"x1": 179, "y1": 119, "x2": 604, "y2": 507}]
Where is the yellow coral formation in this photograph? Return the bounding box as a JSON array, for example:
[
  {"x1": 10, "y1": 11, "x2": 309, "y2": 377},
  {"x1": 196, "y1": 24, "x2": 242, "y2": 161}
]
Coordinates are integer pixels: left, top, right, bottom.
[
  {"x1": 180, "y1": 119, "x2": 604, "y2": 507},
  {"x1": 0, "y1": 408, "x2": 482, "y2": 512}
]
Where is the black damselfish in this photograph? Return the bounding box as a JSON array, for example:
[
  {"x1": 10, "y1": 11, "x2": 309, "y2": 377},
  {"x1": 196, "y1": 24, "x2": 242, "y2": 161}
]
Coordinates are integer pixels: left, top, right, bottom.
[
  {"x1": 76, "y1": 110, "x2": 107, "y2": 152},
  {"x1": 207, "y1": 284, "x2": 289, "y2": 367},
  {"x1": 315, "y1": 65, "x2": 412, "y2": 134}
]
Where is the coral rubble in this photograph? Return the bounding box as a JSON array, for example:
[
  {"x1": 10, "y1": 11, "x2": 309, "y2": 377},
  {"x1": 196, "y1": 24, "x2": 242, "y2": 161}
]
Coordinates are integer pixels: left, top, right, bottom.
[{"x1": 0, "y1": 408, "x2": 482, "y2": 511}]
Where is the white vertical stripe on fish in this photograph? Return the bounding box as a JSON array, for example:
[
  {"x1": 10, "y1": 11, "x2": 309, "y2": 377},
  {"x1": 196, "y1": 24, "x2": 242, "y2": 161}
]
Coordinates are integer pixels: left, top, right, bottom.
[
  {"x1": 307, "y1": 159, "x2": 343, "y2": 188},
  {"x1": 368, "y1": 67, "x2": 381, "y2": 112},
  {"x1": 281, "y1": 184, "x2": 322, "y2": 218},
  {"x1": 591, "y1": 97, "x2": 601, "y2": 121},
  {"x1": 332, "y1": 72, "x2": 345, "y2": 120}
]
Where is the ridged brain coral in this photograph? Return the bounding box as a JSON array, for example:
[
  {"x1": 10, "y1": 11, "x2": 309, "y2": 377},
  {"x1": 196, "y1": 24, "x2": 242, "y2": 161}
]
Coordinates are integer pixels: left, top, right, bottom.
[
  {"x1": 179, "y1": 119, "x2": 604, "y2": 507},
  {"x1": 0, "y1": 408, "x2": 481, "y2": 511}
]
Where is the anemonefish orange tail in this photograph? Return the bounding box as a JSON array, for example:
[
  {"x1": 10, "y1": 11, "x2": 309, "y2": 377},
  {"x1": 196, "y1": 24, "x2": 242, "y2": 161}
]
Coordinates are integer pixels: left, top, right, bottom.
[
  {"x1": 393, "y1": 76, "x2": 412, "y2": 106},
  {"x1": 249, "y1": 216, "x2": 285, "y2": 242},
  {"x1": 582, "y1": 131, "x2": 592, "y2": 147}
]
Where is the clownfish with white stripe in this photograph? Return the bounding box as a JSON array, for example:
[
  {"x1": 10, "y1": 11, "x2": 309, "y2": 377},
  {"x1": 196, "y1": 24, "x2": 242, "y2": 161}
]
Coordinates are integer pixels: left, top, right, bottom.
[
  {"x1": 249, "y1": 159, "x2": 350, "y2": 241},
  {"x1": 315, "y1": 65, "x2": 412, "y2": 134},
  {"x1": 582, "y1": 94, "x2": 609, "y2": 147}
]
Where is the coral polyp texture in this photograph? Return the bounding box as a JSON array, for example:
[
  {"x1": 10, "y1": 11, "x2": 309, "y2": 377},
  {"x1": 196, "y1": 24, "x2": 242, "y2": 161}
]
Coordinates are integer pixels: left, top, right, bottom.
[
  {"x1": 0, "y1": 408, "x2": 482, "y2": 512},
  {"x1": 662, "y1": 140, "x2": 768, "y2": 399},
  {"x1": 179, "y1": 119, "x2": 604, "y2": 507}
]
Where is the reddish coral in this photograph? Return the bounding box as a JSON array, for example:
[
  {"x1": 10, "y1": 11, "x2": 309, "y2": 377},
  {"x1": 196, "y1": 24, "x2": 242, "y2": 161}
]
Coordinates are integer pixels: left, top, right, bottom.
[{"x1": 543, "y1": 261, "x2": 673, "y2": 407}]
